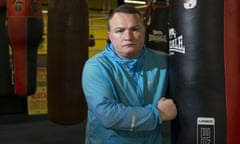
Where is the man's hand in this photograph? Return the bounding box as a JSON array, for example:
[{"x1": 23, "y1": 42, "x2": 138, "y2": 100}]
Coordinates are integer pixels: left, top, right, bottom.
[{"x1": 157, "y1": 97, "x2": 177, "y2": 121}]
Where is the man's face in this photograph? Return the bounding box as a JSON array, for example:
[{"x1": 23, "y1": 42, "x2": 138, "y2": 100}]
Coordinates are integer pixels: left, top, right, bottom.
[{"x1": 108, "y1": 13, "x2": 145, "y2": 60}]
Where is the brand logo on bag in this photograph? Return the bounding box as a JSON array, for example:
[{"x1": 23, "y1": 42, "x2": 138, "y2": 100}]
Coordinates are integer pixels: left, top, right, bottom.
[
  {"x1": 184, "y1": 0, "x2": 197, "y2": 9},
  {"x1": 148, "y1": 29, "x2": 167, "y2": 43},
  {"x1": 197, "y1": 117, "x2": 215, "y2": 144},
  {"x1": 169, "y1": 28, "x2": 185, "y2": 55}
]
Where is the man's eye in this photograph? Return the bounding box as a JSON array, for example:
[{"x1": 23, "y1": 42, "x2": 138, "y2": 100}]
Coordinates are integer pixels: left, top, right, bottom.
[
  {"x1": 116, "y1": 29, "x2": 124, "y2": 33},
  {"x1": 132, "y1": 28, "x2": 140, "y2": 32}
]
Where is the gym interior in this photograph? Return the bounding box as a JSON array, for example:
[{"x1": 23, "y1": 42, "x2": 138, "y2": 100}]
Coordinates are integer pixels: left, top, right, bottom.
[{"x1": 0, "y1": 0, "x2": 239, "y2": 144}]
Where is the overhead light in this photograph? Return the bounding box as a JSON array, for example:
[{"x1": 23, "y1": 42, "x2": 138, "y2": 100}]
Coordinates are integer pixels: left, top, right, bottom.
[{"x1": 124, "y1": 0, "x2": 147, "y2": 5}]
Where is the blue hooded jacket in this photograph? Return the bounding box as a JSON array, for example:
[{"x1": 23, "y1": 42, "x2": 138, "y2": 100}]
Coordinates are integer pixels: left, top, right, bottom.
[{"x1": 82, "y1": 43, "x2": 168, "y2": 144}]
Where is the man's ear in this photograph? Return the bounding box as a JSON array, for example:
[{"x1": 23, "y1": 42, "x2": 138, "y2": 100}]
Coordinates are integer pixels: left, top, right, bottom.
[{"x1": 107, "y1": 32, "x2": 112, "y2": 42}]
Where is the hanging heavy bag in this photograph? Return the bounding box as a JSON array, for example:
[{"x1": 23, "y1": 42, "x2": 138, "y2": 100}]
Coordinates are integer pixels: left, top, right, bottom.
[
  {"x1": 7, "y1": 0, "x2": 43, "y2": 96},
  {"x1": 224, "y1": 0, "x2": 240, "y2": 144},
  {"x1": 168, "y1": 0, "x2": 226, "y2": 144},
  {"x1": 144, "y1": 1, "x2": 169, "y2": 53},
  {"x1": 0, "y1": 2, "x2": 13, "y2": 96},
  {"x1": 47, "y1": 0, "x2": 88, "y2": 125}
]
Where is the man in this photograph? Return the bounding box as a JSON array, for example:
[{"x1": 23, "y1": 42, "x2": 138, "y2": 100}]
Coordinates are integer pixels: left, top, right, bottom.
[{"x1": 82, "y1": 4, "x2": 177, "y2": 144}]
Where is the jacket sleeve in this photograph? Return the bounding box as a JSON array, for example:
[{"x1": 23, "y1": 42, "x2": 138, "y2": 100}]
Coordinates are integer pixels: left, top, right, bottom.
[{"x1": 82, "y1": 61, "x2": 162, "y2": 132}]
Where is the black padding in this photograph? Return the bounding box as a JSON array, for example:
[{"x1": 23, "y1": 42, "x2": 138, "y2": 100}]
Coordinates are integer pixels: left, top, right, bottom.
[
  {"x1": 0, "y1": 7, "x2": 13, "y2": 96},
  {"x1": 26, "y1": 17, "x2": 43, "y2": 95}
]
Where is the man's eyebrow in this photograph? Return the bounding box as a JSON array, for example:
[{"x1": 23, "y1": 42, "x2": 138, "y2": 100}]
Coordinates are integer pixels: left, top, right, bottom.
[
  {"x1": 113, "y1": 27, "x2": 124, "y2": 30},
  {"x1": 111, "y1": 25, "x2": 142, "y2": 30}
]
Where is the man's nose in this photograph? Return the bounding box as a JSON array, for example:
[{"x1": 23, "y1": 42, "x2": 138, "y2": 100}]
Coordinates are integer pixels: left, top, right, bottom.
[{"x1": 124, "y1": 30, "x2": 133, "y2": 41}]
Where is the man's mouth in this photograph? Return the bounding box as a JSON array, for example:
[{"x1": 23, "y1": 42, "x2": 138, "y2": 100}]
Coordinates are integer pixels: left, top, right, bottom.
[{"x1": 123, "y1": 43, "x2": 135, "y2": 47}]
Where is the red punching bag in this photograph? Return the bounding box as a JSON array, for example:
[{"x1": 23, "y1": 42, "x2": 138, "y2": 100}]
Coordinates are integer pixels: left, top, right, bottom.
[
  {"x1": 7, "y1": 0, "x2": 43, "y2": 96},
  {"x1": 224, "y1": 0, "x2": 240, "y2": 144},
  {"x1": 47, "y1": 0, "x2": 88, "y2": 124}
]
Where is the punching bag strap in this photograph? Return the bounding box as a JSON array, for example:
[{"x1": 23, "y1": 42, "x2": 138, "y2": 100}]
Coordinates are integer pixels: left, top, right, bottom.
[
  {"x1": 145, "y1": 1, "x2": 168, "y2": 26},
  {"x1": 145, "y1": 3, "x2": 153, "y2": 26},
  {"x1": 0, "y1": 0, "x2": 13, "y2": 97}
]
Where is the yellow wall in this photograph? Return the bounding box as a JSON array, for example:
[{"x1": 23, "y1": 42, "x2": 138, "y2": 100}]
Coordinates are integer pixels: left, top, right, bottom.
[
  {"x1": 37, "y1": 12, "x2": 48, "y2": 55},
  {"x1": 89, "y1": 10, "x2": 109, "y2": 57}
]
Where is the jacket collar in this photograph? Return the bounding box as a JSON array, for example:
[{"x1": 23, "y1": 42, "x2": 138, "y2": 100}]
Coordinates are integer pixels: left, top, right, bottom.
[{"x1": 104, "y1": 43, "x2": 147, "y2": 71}]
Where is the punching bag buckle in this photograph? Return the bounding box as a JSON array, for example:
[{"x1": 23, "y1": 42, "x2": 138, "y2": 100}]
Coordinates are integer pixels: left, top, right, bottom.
[
  {"x1": 31, "y1": 0, "x2": 38, "y2": 13},
  {"x1": 15, "y1": 0, "x2": 23, "y2": 11},
  {"x1": 184, "y1": 0, "x2": 197, "y2": 9}
]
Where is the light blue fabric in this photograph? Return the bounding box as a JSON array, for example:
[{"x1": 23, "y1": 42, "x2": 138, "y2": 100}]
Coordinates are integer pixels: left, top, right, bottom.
[{"x1": 82, "y1": 43, "x2": 168, "y2": 144}]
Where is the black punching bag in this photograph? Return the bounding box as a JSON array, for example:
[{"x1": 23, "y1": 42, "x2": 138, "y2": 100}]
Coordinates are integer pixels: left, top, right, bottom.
[
  {"x1": 0, "y1": 1, "x2": 12, "y2": 96},
  {"x1": 145, "y1": 1, "x2": 169, "y2": 53},
  {"x1": 7, "y1": 0, "x2": 43, "y2": 96},
  {"x1": 47, "y1": 0, "x2": 88, "y2": 124},
  {"x1": 169, "y1": 0, "x2": 226, "y2": 144},
  {"x1": 224, "y1": 0, "x2": 240, "y2": 144}
]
